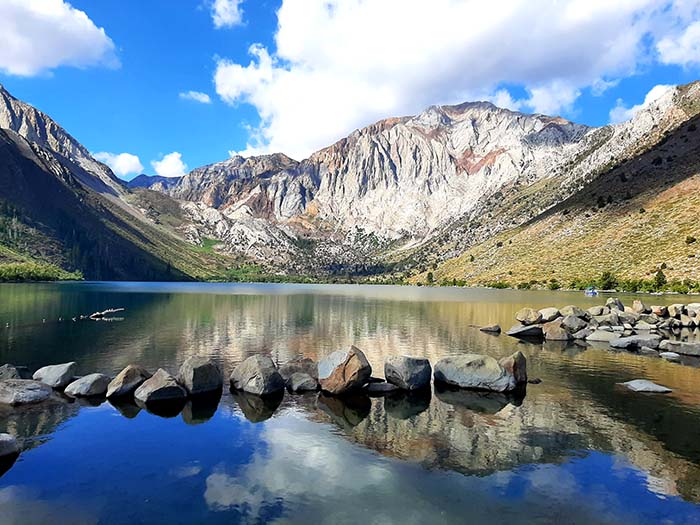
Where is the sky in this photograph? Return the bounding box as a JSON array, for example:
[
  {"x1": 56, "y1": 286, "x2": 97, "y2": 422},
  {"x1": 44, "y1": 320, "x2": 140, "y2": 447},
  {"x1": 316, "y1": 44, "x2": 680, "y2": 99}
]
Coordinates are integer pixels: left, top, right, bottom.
[{"x1": 0, "y1": 0, "x2": 699, "y2": 180}]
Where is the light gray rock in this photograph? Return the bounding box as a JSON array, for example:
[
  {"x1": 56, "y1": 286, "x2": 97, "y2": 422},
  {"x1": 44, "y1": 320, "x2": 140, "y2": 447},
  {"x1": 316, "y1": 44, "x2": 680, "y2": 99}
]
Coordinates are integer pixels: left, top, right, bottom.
[
  {"x1": 384, "y1": 356, "x2": 432, "y2": 390},
  {"x1": 621, "y1": 379, "x2": 671, "y2": 393},
  {"x1": 506, "y1": 324, "x2": 543, "y2": 338},
  {"x1": 586, "y1": 330, "x2": 623, "y2": 342},
  {"x1": 638, "y1": 346, "x2": 659, "y2": 357},
  {"x1": 617, "y1": 310, "x2": 640, "y2": 324},
  {"x1": 635, "y1": 321, "x2": 657, "y2": 331},
  {"x1": 561, "y1": 315, "x2": 587, "y2": 333},
  {"x1": 230, "y1": 355, "x2": 285, "y2": 396},
  {"x1": 134, "y1": 369, "x2": 187, "y2": 404},
  {"x1": 573, "y1": 327, "x2": 594, "y2": 340},
  {"x1": 587, "y1": 306, "x2": 609, "y2": 316},
  {"x1": 687, "y1": 303, "x2": 700, "y2": 316},
  {"x1": 515, "y1": 308, "x2": 542, "y2": 325},
  {"x1": 662, "y1": 341, "x2": 700, "y2": 357},
  {"x1": 0, "y1": 434, "x2": 19, "y2": 458},
  {"x1": 0, "y1": 364, "x2": 32, "y2": 381},
  {"x1": 594, "y1": 312, "x2": 620, "y2": 326},
  {"x1": 559, "y1": 305, "x2": 587, "y2": 319},
  {"x1": 318, "y1": 346, "x2": 372, "y2": 395},
  {"x1": 479, "y1": 324, "x2": 501, "y2": 334},
  {"x1": 177, "y1": 356, "x2": 223, "y2": 395},
  {"x1": 433, "y1": 352, "x2": 525, "y2": 393},
  {"x1": 0, "y1": 380, "x2": 53, "y2": 406},
  {"x1": 660, "y1": 352, "x2": 681, "y2": 362},
  {"x1": 538, "y1": 307, "x2": 561, "y2": 323},
  {"x1": 286, "y1": 372, "x2": 319, "y2": 393},
  {"x1": 610, "y1": 335, "x2": 663, "y2": 350},
  {"x1": 680, "y1": 314, "x2": 696, "y2": 327},
  {"x1": 107, "y1": 365, "x2": 152, "y2": 398},
  {"x1": 33, "y1": 362, "x2": 77, "y2": 388},
  {"x1": 64, "y1": 373, "x2": 111, "y2": 398}
]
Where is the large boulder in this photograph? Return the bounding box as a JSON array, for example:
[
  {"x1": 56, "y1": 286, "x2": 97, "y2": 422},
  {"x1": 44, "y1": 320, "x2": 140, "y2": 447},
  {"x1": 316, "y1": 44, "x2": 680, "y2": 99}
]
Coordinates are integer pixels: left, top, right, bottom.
[
  {"x1": 384, "y1": 356, "x2": 431, "y2": 390},
  {"x1": 561, "y1": 315, "x2": 588, "y2": 333},
  {"x1": 33, "y1": 362, "x2": 77, "y2": 388},
  {"x1": 318, "y1": 346, "x2": 372, "y2": 395},
  {"x1": 559, "y1": 305, "x2": 588, "y2": 319},
  {"x1": 278, "y1": 357, "x2": 318, "y2": 381},
  {"x1": 594, "y1": 312, "x2": 620, "y2": 326},
  {"x1": 617, "y1": 310, "x2": 640, "y2": 324},
  {"x1": 515, "y1": 308, "x2": 542, "y2": 325},
  {"x1": 286, "y1": 372, "x2": 319, "y2": 393},
  {"x1": 107, "y1": 365, "x2": 152, "y2": 398},
  {"x1": 177, "y1": 356, "x2": 222, "y2": 395},
  {"x1": 506, "y1": 324, "x2": 543, "y2": 339},
  {"x1": 230, "y1": 355, "x2": 285, "y2": 396},
  {"x1": 433, "y1": 353, "x2": 525, "y2": 393},
  {"x1": 0, "y1": 364, "x2": 32, "y2": 381},
  {"x1": 499, "y1": 351, "x2": 528, "y2": 385},
  {"x1": 64, "y1": 374, "x2": 111, "y2": 398},
  {"x1": 538, "y1": 307, "x2": 561, "y2": 323},
  {"x1": 610, "y1": 335, "x2": 663, "y2": 350},
  {"x1": 587, "y1": 306, "x2": 609, "y2": 316},
  {"x1": 0, "y1": 380, "x2": 53, "y2": 406},
  {"x1": 134, "y1": 369, "x2": 187, "y2": 404},
  {"x1": 542, "y1": 320, "x2": 573, "y2": 341},
  {"x1": 0, "y1": 434, "x2": 19, "y2": 458},
  {"x1": 621, "y1": 379, "x2": 671, "y2": 393}
]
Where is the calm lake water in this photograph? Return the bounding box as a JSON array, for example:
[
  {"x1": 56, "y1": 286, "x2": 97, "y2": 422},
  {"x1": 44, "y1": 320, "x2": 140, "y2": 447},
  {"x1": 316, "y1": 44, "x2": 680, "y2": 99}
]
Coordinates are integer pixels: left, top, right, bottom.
[{"x1": 1, "y1": 282, "x2": 700, "y2": 525}]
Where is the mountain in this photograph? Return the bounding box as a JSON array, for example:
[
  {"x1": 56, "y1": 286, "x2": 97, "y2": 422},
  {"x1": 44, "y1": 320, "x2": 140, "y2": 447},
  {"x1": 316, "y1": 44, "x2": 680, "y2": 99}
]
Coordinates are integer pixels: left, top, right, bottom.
[{"x1": 127, "y1": 174, "x2": 181, "y2": 191}]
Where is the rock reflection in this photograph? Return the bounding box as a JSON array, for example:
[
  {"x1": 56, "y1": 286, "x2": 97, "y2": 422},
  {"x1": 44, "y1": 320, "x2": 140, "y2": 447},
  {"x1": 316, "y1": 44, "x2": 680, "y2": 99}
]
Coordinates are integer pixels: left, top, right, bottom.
[
  {"x1": 232, "y1": 390, "x2": 283, "y2": 423},
  {"x1": 384, "y1": 389, "x2": 431, "y2": 420},
  {"x1": 182, "y1": 391, "x2": 222, "y2": 425},
  {"x1": 317, "y1": 393, "x2": 371, "y2": 429},
  {"x1": 0, "y1": 453, "x2": 18, "y2": 478},
  {"x1": 108, "y1": 398, "x2": 141, "y2": 419},
  {"x1": 434, "y1": 384, "x2": 523, "y2": 414},
  {"x1": 136, "y1": 398, "x2": 187, "y2": 418}
]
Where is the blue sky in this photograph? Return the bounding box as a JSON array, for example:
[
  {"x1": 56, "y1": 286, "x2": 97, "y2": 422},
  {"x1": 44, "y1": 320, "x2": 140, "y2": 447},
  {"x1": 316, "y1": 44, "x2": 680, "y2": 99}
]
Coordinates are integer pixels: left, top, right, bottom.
[{"x1": 1, "y1": 1, "x2": 699, "y2": 179}]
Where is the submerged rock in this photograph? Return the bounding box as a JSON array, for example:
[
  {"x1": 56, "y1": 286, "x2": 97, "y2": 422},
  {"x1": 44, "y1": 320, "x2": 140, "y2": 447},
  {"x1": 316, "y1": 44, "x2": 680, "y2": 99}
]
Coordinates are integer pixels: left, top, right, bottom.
[
  {"x1": 384, "y1": 356, "x2": 431, "y2": 390},
  {"x1": 33, "y1": 362, "x2": 77, "y2": 389},
  {"x1": 659, "y1": 352, "x2": 681, "y2": 362},
  {"x1": 0, "y1": 380, "x2": 53, "y2": 406},
  {"x1": 107, "y1": 365, "x2": 152, "y2": 398},
  {"x1": 621, "y1": 379, "x2": 672, "y2": 393},
  {"x1": 230, "y1": 355, "x2": 285, "y2": 396},
  {"x1": 610, "y1": 335, "x2": 663, "y2": 350},
  {"x1": 515, "y1": 308, "x2": 542, "y2": 325},
  {"x1": 506, "y1": 324, "x2": 543, "y2": 339},
  {"x1": 134, "y1": 369, "x2": 187, "y2": 404},
  {"x1": 177, "y1": 356, "x2": 222, "y2": 395},
  {"x1": 64, "y1": 373, "x2": 111, "y2": 398},
  {"x1": 318, "y1": 346, "x2": 372, "y2": 395},
  {"x1": 286, "y1": 372, "x2": 319, "y2": 393},
  {"x1": 317, "y1": 392, "x2": 370, "y2": 428},
  {"x1": 661, "y1": 341, "x2": 700, "y2": 357},
  {"x1": 384, "y1": 389, "x2": 431, "y2": 419},
  {"x1": 479, "y1": 324, "x2": 501, "y2": 334},
  {"x1": 434, "y1": 352, "x2": 525, "y2": 393},
  {"x1": 0, "y1": 364, "x2": 32, "y2": 381}
]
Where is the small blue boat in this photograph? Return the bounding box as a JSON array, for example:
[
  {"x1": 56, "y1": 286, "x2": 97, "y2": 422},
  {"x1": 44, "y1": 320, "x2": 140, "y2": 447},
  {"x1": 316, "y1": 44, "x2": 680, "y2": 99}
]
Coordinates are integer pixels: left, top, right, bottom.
[{"x1": 585, "y1": 286, "x2": 599, "y2": 297}]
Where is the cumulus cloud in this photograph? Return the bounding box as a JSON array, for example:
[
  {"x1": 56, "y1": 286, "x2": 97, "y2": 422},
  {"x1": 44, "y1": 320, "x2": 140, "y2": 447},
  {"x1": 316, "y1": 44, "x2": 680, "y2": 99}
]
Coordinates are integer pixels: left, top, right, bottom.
[
  {"x1": 211, "y1": 0, "x2": 243, "y2": 29},
  {"x1": 0, "y1": 0, "x2": 117, "y2": 76},
  {"x1": 179, "y1": 90, "x2": 212, "y2": 104},
  {"x1": 609, "y1": 84, "x2": 674, "y2": 123},
  {"x1": 151, "y1": 152, "x2": 188, "y2": 178},
  {"x1": 94, "y1": 152, "x2": 144, "y2": 178},
  {"x1": 214, "y1": 0, "x2": 698, "y2": 159},
  {"x1": 657, "y1": 20, "x2": 700, "y2": 66}
]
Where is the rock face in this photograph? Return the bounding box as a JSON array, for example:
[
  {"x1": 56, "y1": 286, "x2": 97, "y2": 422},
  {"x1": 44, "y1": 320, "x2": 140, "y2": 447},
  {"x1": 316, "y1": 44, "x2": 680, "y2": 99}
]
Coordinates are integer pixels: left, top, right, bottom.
[
  {"x1": 32, "y1": 362, "x2": 77, "y2": 389},
  {"x1": 134, "y1": 369, "x2": 187, "y2": 404},
  {"x1": 107, "y1": 365, "x2": 152, "y2": 398},
  {"x1": 621, "y1": 379, "x2": 672, "y2": 393},
  {"x1": 433, "y1": 353, "x2": 525, "y2": 393},
  {"x1": 384, "y1": 356, "x2": 432, "y2": 390},
  {"x1": 177, "y1": 356, "x2": 223, "y2": 395},
  {"x1": 318, "y1": 346, "x2": 372, "y2": 395},
  {"x1": 0, "y1": 434, "x2": 19, "y2": 458},
  {"x1": 286, "y1": 372, "x2": 319, "y2": 393},
  {"x1": 515, "y1": 308, "x2": 542, "y2": 325},
  {"x1": 0, "y1": 364, "x2": 32, "y2": 381},
  {"x1": 64, "y1": 374, "x2": 111, "y2": 398},
  {"x1": 230, "y1": 355, "x2": 285, "y2": 396},
  {"x1": 0, "y1": 380, "x2": 53, "y2": 405}
]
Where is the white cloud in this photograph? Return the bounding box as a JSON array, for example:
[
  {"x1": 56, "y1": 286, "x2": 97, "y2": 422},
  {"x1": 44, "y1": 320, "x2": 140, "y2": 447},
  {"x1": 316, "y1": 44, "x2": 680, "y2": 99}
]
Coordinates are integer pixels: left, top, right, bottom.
[
  {"x1": 214, "y1": 0, "x2": 698, "y2": 160},
  {"x1": 211, "y1": 0, "x2": 243, "y2": 29},
  {"x1": 94, "y1": 152, "x2": 144, "y2": 178},
  {"x1": 179, "y1": 90, "x2": 212, "y2": 104},
  {"x1": 657, "y1": 20, "x2": 700, "y2": 66},
  {"x1": 151, "y1": 152, "x2": 188, "y2": 178},
  {"x1": 609, "y1": 84, "x2": 674, "y2": 123},
  {"x1": 0, "y1": 0, "x2": 117, "y2": 77}
]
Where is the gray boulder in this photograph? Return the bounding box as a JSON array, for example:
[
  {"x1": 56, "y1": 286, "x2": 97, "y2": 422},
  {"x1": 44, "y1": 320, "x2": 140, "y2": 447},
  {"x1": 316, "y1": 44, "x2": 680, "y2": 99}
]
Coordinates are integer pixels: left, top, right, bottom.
[
  {"x1": 638, "y1": 346, "x2": 659, "y2": 357},
  {"x1": 573, "y1": 327, "x2": 594, "y2": 340},
  {"x1": 561, "y1": 315, "x2": 587, "y2": 333},
  {"x1": 0, "y1": 434, "x2": 19, "y2": 458},
  {"x1": 0, "y1": 380, "x2": 53, "y2": 406},
  {"x1": 499, "y1": 351, "x2": 528, "y2": 385},
  {"x1": 660, "y1": 352, "x2": 681, "y2": 362},
  {"x1": 0, "y1": 364, "x2": 32, "y2": 381},
  {"x1": 617, "y1": 310, "x2": 640, "y2": 324},
  {"x1": 680, "y1": 314, "x2": 696, "y2": 327},
  {"x1": 506, "y1": 324, "x2": 543, "y2": 338},
  {"x1": 33, "y1": 362, "x2": 77, "y2": 388},
  {"x1": 286, "y1": 372, "x2": 319, "y2": 393},
  {"x1": 177, "y1": 356, "x2": 222, "y2": 395},
  {"x1": 594, "y1": 312, "x2": 620, "y2": 326},
  {"x1": 586, "y1": 330, "x2": 622, "y2": 342},
  {"x1": 559, "y1": 305, "x2": 588, "y2": 319},
  {"x1": 638, "y1": 314, "x2": 660, "y2": 325},
  {"x1": 384, "y1": 356, "x2": 432, "y2": 390},
  {"x1": 433, "y1": 352, "x2": 525, "y2": 393},
  {"x1": 605, "y1": 298, "x2": 625, "y2": 311},
  {"x1": 279, "y1": 357, "x2": 318, "y2": 380},
  {"x1": 538, "y1": 307, "x2": 560, "y2": 323},
  {"x1": 515, "y1": 308, "x2": 542, "y2": 325},
  {"x1": 64, "y1": 373, "x2": 111, "y2": 398},
  {"x1": 134, "y1": 369, "x2": 187, "y2": 404},
  {"x1": 634, "y1": 321, "x2": 657, "y2": 331},
  {"x1": 318, "y1": 346, "x2": 372, "y2": 395},
  {"x1": 662, "y1": 341, "x2": 700, "y2": 357},
  {"x1": 610, "y1": 335, "x2": 663, "y2": 350},
  {"x1": 107, "y1": 365, "x2": 152, "y2": 398},
  {"x1": 587, "y1": 306, "x2": 610, "y2": 316},
  {"x1": 542, "y1": 320, "x2": 573, "y2": 341},
  {"x1": 479, "y1": 324, "x2": 501, "y2": 334},
  {"x1": 230, "y1": 355, "x2": 285, "y2": 396},
  {"x1": 621, "y1": 379, "x2": 671, "y2": 393}
]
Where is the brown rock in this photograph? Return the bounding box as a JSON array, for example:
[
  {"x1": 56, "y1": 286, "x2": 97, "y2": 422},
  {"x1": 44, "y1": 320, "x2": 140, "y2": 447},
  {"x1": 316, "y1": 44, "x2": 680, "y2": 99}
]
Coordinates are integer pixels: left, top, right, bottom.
[{"x1": 318, "y1": 346, "x2": 372, "y2": 395}]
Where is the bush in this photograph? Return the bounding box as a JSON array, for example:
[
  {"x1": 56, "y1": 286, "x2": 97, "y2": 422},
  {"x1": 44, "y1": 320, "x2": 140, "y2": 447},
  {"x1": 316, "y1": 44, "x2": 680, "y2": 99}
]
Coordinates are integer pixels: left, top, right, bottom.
[
  {"x1": 0, "y1": 263, "x2": 83, "y2": 282},
  {"x1": 597, "y1": 271, "x2": 619, "y2": 290},
  {"x1": 486, "y1": 281, "x2": 511, "y2": 289},
  {"x1": 548, "y1": 280, "x2": 561, "y2": 290},
  {"x1": 516, "y1": 282, "x2": 531, "y2": 290},
  {"x1": 686, "y1": 235, "x2": 697, "y2": 245}
]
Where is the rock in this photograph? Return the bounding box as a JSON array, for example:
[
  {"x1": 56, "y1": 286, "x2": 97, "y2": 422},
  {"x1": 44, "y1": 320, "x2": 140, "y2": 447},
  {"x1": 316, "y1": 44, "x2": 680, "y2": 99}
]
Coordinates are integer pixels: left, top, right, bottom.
[
  {"x1": 177, "y1": 356, "x2": 223, "y2": 395},
  {"x1": 318, "y1": 346, "x2": 372, "y2": 395},
  {"x1": 639, "y1": 314, "x2": 660, "y2": 325},
  {"x1": 617, "y1": 310, "x2": 640, "y2": 324},
  {"x1": 384, "y1": 356, "x2": 432, "y2": 390},
  {"x1": 651, "y1": 305, "x2": 668, "y2": 317},
  {"x1": 64, "y1": 373, "x2": 111, "y2": 397},
  {"x1": 559, "y1": 305, "x2": 587, "y2": 319},
  {"x1": 366, "y1": 382, "x2": 400, "y2": 395},
  {"x1": 680, "y1": 314, "x2": 696, "y2": 327},
  {"x1": 610, "y1": 335, "x2": 663, "y2": 350},
  {"x1": 632, "y1": 300, "x2": 650, "y2": 314},
  {"x1": 182, "y1": 392, "x2": 221, "y2": 425},
  {"x1": 621, "y1": 379, "x2": 671, "y2": 393},
  {"x1": 279, "y1": 357, "x2": 318, "y2": 380},
  {"x1": 0, "y1": 380, "x2": 53, "y2": 406},
  {"x1": 479, "y1": 324, "x2": 501, "y2": 334},
  {"x1": 543, "y1": 320, "x2": 573, "y2": 341},
  {"x1": 538, "y1": 307, "x2": 561, "y2": 322},
  {"x1": 623, "y1": 323, "x2": 634, "y2": 330},
  {"x1": 506, "y1": 324, "x2": 543, "y2": 339},
  {"x1": 594, "y1": 312, "x2": 620, "y2": 326},
  {"x1": 660, "y1": 352, "x2": 681, "y2": 362},
  {"x1": 662, "y1": 341, "x2": 700, "y2": 357},
  {"x1": 286, "y1": 372, "x2": 319, "y2": 393},
  {"x1": 658, "y1": 340, "x2": 671, "y2": 351},
  {"x1": 586, "y1": 330, "x2": 623, "y2": 342},
  {"x1": 573, "y1": 327, "x2": 594, "y2": 340},
  {"x1": 528, "y1": 378, "x2": 542, "y2": 385},
  {"x1": 561, "y1": 315, "x2": 587, "y2": 333},
  {"x1": 0, "y1": 434, "x2": 19, "y2": 458},
  {"x1": 612, "y1": 326, "x2": 625, "y2": 332},
  {"x1": 687, "y1": 303, "x2": 700, "y2": 316},
  {"x1": 498, "y1": 351, "x2": 528, "y2": 384},
  {"x1": 0, "y1": 364, "x2": 32, "y2": 381},
  {"x1": 515, "y1": 308, "x2": 542, "y2": 325},
  {"x1": 434, "y1": 353, "x2": 525, "y2": 393},
  {"x1": 668, "y1": 304, "x2": 685, "y2": 318},
  {"x1": 134, "y1": 369, "x2": 187, "y2": 404},
  {"x1": 606, "y1": 298, "x2": 625, "y2": 311},
  {"x1": 587, "y1": 306, "x2": 609, "y2": 316},
  {"x1": 635, "y1": 321, "x2": 657, "y2": 331},
  {"x1": 107, "y1": 365, "x2": 152, "y2": 398},
  {"x1": 638, "y1": 346, "x2": 659, "y2": 357},
  {"x1": 230, "y1": 355, "x2": 285, "y2": 396},
  {"x1": 33, "y1": 362, "x2": 77, "y2": 388}
]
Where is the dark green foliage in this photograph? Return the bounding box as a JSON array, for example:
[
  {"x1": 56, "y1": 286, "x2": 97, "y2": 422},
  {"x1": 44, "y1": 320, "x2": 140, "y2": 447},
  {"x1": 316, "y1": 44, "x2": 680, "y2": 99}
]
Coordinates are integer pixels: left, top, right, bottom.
[{"x1": 0, "y1": 262, "x2": 82, "y2": 282}]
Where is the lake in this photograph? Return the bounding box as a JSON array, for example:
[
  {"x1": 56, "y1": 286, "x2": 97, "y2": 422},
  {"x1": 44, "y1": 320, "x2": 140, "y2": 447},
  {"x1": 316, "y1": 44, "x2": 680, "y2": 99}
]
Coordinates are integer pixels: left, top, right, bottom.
[{"x1": 1, "y1": 282, "x2": 700, "y2": 525}]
